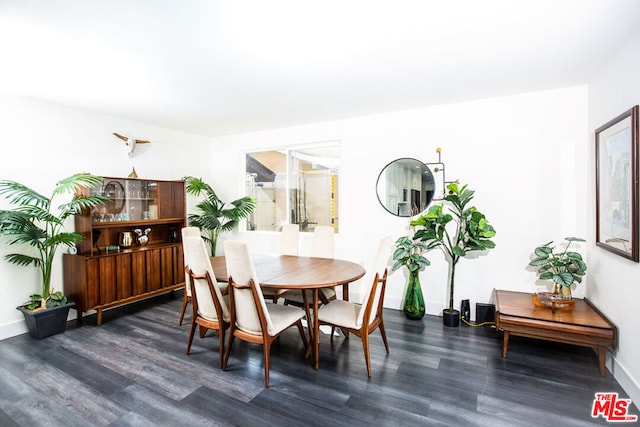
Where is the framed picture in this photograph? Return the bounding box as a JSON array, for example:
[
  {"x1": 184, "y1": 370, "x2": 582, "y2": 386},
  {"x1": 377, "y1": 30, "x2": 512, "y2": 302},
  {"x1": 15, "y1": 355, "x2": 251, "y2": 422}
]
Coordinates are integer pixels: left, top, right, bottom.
[{"x1": 595, "y1": 105, "x2": 639, "y2": 261}]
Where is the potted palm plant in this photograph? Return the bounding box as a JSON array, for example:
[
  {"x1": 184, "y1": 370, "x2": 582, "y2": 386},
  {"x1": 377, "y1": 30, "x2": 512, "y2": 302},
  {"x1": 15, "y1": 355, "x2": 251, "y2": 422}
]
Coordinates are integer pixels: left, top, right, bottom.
[
  {"x1": 411, "y1": 182, "x2": 496, "y2": 326},
  {"x1": 0, "y1": 173, "x2": 108, "y2": 338},
  {"x1": 184, "y1": 176, "x2": 256, "y2": 255},
  {"x1": 528, "y1": 237, "x2": 586, "y2": 310}
]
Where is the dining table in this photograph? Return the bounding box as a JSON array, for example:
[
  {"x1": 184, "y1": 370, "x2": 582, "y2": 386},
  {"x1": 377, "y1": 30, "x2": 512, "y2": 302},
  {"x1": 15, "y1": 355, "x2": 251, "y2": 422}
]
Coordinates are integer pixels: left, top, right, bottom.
[{"x1": 210, "y1": 253, "x2": 366, "y2": 369}]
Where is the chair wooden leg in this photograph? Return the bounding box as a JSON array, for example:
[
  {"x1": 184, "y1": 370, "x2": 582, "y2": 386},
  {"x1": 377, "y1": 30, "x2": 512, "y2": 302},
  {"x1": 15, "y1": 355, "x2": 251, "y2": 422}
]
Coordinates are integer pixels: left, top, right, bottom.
[
  {"x1": 263, "y1": 341, "x2": 272, "y2": 388},
  {"x1": 378, "y1": 320, "x2": 390, "y2": 353},
  {"x1": 218, "y1": 327, "x2": 226, "y2": 369},
  {"x1": 222, "y1": 332, "x2": 235, "y2": 370},
  {"x1": 198, "y1": 324, "x2": 208, "y2": 338},
  {"x1": 186, "y1": 319, "x2": 197, "y2": 355},
  {"x1": 319, "y1": 290, "x2": 331, "y2": 305},
  {"x1": 296, "y1": 320, "x2": 308, "y2": 351},
  {"x1": 178, "y1": 293, "x2": 189, "y2": 325},
  {"x1": 362, "y1": 333, "x2": 372, "y2": 377},
  {"x1": 304, "y1": 340, "x2": 312, "y2": 359}
]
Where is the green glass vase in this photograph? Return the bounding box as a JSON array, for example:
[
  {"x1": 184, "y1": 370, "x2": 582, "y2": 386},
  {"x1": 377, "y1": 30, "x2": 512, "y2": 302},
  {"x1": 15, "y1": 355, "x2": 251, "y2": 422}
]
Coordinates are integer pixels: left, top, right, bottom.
[{"x1": 403, "y1": 270, "x2": 425, "y2": 320}]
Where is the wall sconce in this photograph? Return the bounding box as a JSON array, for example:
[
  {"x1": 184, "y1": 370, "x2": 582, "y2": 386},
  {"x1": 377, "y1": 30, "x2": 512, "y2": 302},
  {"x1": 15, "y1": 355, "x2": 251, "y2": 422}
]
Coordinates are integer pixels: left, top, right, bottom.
[{"x1": 424, "y1": 147, "x2": 459, "y2": 201}]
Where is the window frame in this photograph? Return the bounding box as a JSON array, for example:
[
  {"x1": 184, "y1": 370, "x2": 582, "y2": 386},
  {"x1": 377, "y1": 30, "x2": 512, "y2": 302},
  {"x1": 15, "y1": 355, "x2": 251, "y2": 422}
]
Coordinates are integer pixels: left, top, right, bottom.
[{"x1": 244, "y1": 141, "x2": 340, "y2": 233}]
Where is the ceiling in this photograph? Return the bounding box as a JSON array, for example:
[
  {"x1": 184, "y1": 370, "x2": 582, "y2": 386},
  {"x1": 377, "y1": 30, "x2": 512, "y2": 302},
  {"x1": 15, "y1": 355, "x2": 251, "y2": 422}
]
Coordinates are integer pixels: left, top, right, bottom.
[{"x1": 1, "y1": 0, "x2": 639, "y2": 138}]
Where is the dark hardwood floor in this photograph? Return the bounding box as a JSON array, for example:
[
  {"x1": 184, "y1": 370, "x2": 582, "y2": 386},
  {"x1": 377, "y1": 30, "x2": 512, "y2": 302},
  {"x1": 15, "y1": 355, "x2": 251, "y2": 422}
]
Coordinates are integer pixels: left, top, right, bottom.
[{"x1": 0, "y1": 292, "x2": 636, "y2": 426}]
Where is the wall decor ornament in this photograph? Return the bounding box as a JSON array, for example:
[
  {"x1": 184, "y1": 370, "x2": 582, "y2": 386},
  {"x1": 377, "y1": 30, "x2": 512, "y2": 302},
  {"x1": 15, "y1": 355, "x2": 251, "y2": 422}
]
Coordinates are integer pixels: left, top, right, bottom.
[{"x1": 595, "y1": 105, "x2": 639, "y2": 262}]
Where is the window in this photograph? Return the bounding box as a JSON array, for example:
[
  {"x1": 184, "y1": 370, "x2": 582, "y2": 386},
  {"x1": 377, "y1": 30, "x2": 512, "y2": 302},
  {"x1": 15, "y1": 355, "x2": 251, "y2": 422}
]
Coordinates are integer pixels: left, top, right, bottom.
[{"x1": 245, "y1": 143, "x2": 339, "y2": 233}]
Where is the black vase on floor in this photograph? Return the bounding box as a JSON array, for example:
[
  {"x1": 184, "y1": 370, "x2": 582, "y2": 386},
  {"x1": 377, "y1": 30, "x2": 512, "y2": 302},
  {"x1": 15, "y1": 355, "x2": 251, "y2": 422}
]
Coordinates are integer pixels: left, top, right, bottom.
[
  {"x1": 17, "y1": 302, "x2": 75, "y2": 339},
  {"x1": 442, "y1": 308, "x2": 460, "y2": 327}
]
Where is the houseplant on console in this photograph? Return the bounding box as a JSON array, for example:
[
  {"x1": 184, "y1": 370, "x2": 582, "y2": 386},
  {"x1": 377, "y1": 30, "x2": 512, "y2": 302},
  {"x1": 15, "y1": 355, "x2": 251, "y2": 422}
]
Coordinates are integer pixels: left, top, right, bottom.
[
  {"x1": 392, "y1": 226, "x2": 431, "y2": 320},
  {"x1": 410, "y1": 182, "x2": 496, "y2": 327},
  {"x1": 184, "y1": 176, "x2": 256, "y2": 255},
  {"x1": 528, "y1": 237, "x2": 586, "y2": 310},
  {"x1": 0, "y1": 173, "x2": 108, "y2": 338}
]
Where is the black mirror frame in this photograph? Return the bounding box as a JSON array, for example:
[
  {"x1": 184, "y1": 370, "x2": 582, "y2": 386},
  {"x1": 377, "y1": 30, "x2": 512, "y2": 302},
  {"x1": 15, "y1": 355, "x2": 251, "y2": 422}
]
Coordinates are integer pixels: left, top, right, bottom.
[{"x1": 375, "y1": 157, "x2": 435, "y2": 217}]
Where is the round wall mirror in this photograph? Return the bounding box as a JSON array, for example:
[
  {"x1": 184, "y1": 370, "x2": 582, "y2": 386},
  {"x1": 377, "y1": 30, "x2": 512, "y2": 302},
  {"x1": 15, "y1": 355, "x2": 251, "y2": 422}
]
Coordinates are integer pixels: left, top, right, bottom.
[{"x1": 376, "y1": 157, "x2": 435, "y2": 217}]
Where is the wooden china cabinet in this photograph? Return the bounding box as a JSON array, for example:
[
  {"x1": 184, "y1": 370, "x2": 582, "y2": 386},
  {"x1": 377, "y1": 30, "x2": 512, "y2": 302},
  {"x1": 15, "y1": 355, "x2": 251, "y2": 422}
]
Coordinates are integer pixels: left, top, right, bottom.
[{"x1": 63, "y1": 177, "x2": 186, "y2": 325}]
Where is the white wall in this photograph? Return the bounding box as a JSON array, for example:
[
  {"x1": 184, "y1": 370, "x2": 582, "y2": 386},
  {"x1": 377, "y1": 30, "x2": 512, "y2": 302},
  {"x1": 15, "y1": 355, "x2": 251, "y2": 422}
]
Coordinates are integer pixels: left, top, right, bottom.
[
  {"x1": 587, "y1": 29, "x2": 640, "y2": 406},
  {"x1": 211, "y1": 86, "x2": 589, "y2": 313},
  {"x1": 0, "y1": 93, "x2": 213, "y2": 339}
]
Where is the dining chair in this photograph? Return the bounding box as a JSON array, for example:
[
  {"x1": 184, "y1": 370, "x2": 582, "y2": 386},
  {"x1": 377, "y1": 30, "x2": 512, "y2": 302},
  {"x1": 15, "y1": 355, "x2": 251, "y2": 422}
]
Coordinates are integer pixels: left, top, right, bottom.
[
  {"x1": 281, "y1": 225, "x2": 336, "y2": 306},
  {"x1": 261, "y1": 223, "x2": 301, "y2": 304},
  {"x1": 222, "y1": 240, "x2": 308, "y2": 388},
  {"x1": 183, "y1": 234, "x2": 231, "y2": 368},
  {"x1": 317, "y1": 235, "x2": 393, "y2": 377},
  {"x1": 271, "y1": 223, "x2": 300, "y2": 303},
  {"x1": 180, "y1": 227, "x2": 229, "y2": 323},
  {"x1": 311, "y1": 225, "x2": 334, "y2": 258},
  {"x1": 179, "y1": 226, "x2": 201, "y2": 325},
  {"x1": 279, "y1": 223, "x2": 299, "y2": 256}
]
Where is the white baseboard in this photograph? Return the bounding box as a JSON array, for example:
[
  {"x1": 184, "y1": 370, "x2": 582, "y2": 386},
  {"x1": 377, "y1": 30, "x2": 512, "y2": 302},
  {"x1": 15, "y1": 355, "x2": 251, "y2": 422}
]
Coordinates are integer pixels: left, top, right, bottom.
[
  {"x1": 0, "y1": 319, "x2": 28, "y2": 341},
  {"x1": 608, "y1": 351, "x2": 640, "y2": 409},
  {"x1": 385, "y1": 294, "x2": 445, "y2": 317}
]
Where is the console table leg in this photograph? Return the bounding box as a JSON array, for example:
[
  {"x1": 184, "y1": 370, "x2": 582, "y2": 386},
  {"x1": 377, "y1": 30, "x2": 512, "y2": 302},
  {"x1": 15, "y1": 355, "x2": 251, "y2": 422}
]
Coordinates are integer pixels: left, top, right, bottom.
[
  {"x1": 502, "y1": 331, "x2": 509, "y2": 358},
  {"x1": 97, "y1": 308, "x2": 103, "y2": 326},
  {"x1": 598, "y1": 346, "x2": 606, "y2": 377}
]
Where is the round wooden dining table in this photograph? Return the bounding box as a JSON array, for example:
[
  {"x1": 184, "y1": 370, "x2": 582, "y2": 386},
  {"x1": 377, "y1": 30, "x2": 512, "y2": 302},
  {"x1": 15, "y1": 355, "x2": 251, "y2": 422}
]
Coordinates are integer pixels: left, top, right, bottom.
[{"x1": 210, "y1": 254, "x2": 366, "y2": 369}]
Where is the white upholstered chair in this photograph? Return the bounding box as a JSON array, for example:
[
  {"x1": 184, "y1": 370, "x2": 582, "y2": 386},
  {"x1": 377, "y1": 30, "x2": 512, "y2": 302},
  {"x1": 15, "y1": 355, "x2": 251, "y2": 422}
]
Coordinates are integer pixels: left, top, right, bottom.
[
  {"x1": 281, "y1": 225, "x2": 336, "y2": 306},
  {"x1": 262, "y1": 223, "x2": 301, "y2": 303},
  {"x1": 317, "y1": 236, "x2": 393, "y2": 377},
  {"x1": 183, "y1": 234, "x2": 231, "y2": 368},
  {"x1": 311, "y1": 225, "x2": 334, "y2": 258},
  {"x1": 179, "y1": 226, "x2": 201, "y2": 325},
  {"x1": 180, "y1": 227, "x2": 229, "y2": 324},
  {"x1": 279, "y1": 223, "x2": 299, "y2": 256},
  {"x1": 222, "y1": 240, "x2": 308, "y2": 388},
  {"x1": 272, "y1": 223, "x2": 299, "y2": 303}
]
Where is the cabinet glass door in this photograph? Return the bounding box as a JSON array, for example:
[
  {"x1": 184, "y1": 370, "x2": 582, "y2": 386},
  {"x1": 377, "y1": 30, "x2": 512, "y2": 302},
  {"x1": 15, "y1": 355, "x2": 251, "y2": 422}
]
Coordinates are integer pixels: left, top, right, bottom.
[{"x1": 91, "y1": 179, "x2": 158, "y2": 223}]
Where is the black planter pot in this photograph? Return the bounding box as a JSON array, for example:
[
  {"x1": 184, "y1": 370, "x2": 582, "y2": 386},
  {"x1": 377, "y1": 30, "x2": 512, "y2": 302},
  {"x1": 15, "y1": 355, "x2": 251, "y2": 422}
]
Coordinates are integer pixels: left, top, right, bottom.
[
  {"x1": 443, "y1": 308, "x2": 460, "y2": 327},
  {"x1": 17, "y1": 302, "x2": 75, "y2": 339}
]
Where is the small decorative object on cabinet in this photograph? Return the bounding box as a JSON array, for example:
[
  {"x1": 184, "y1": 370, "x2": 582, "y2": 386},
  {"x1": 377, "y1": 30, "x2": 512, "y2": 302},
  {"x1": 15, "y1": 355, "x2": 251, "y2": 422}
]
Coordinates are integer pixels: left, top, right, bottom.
[
  {"x1": 134, "y1": 227, "x2": 151, "y2": 245},
  {"x1": 528, "y1": 237, "x2": 587, "y2": 312},
  {"x1": 63, "y1": 176, "x2": 186, "y2": 325}
]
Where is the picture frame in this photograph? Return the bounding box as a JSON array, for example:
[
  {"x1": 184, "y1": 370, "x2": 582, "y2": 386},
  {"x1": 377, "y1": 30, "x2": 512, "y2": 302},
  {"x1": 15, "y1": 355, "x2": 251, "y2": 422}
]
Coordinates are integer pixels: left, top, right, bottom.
[{"x1": 595, "y1": 105, "x2": 639, "y2": 262}]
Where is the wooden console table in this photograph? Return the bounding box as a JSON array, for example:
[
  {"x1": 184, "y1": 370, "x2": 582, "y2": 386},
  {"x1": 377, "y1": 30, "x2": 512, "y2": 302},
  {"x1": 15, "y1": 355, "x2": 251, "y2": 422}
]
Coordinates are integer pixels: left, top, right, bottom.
[{"x1": 494, "y1": 290, "x2": 617, "y2": 376}]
